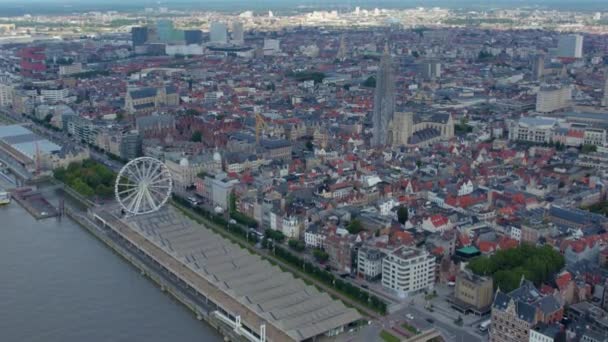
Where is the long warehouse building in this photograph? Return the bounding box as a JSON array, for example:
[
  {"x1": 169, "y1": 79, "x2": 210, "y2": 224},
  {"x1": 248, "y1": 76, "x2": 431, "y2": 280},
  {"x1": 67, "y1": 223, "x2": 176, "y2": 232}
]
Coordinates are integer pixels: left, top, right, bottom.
[{"x1": 93, "y1": 207, "x2": 361, "y2": 342}]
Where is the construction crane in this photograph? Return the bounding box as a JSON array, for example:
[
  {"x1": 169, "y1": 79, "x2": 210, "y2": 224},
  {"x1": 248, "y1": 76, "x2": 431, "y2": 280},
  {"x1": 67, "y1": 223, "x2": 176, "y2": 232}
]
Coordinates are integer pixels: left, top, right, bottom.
[{"x1": 255, "y1": 112, "x2": 267, "y2": 146}]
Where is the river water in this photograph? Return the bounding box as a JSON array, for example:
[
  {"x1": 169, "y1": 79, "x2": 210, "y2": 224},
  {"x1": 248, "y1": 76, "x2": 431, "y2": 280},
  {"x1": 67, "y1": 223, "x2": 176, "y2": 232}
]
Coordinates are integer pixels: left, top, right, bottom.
[{"x1": 0, "y1": 201, "x2": 222, "y2": 342}]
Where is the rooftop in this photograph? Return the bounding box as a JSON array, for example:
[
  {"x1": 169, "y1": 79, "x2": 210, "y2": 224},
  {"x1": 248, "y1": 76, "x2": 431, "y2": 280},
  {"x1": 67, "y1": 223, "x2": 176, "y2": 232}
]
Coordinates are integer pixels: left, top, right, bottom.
[
  {"x1": 518, "y1": 117, "x2": 558, "y2": 129},
  {"x1": 0, "y1": 124, "x2": 31, "y2": 139},
  {"x1": 390, "y1": 246, "x2": 428, "y2": 260},
  {"x1": 457, "y1": 246, "x2": 480, "y2": 255},
  {"x1": 0, "y1": 124, "x2": 61, "y2": 160},
  {"x1": 120, "y1": 207, "x2": 361, "y2": 341}
]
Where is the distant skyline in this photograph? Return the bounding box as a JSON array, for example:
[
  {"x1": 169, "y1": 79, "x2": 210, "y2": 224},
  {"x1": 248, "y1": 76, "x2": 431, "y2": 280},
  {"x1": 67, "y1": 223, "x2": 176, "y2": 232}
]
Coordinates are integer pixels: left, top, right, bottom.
[{"x1": 1, "y1": 0, "x2": 607, "y2": 16}]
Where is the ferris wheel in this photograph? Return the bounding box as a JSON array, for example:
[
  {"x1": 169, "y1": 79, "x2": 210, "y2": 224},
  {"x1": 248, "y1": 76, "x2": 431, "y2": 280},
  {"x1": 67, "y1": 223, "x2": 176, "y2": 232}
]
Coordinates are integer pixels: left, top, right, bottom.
[{"x1": 114, "y1": 157, "x2": 173, "y2": 216}]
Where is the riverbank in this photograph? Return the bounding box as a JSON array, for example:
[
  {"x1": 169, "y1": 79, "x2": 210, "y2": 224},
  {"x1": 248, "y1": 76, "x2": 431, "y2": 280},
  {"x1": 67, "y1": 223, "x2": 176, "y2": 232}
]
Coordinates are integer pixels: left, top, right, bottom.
[
  {"x1": 64, "y1": 208, "x2": 245, "y2": 342},
  {"x1": 42, "y1": 181, "x2": 367, "y2": 341},
  {"x1": 11, "y1": 187, "x2": 60, "y2": 219},
  {"x1": 30, "y1": 182, "x2": 237, "y2": 342},
  {"x1": 0, "y1": 197, "x2": 223, "y2": 342}
]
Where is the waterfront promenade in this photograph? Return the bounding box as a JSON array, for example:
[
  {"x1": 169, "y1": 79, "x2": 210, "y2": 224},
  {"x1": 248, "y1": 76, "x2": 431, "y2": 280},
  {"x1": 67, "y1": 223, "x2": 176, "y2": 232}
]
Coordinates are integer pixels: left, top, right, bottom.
[{"x1": 89, "y1": 206, "x2": 362, "y2": 342}]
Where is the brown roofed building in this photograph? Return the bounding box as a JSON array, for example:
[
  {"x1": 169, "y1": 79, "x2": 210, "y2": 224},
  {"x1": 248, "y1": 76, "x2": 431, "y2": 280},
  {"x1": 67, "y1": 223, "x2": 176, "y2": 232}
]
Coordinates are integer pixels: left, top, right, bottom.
[{"x1": 452, "y1": 269, "x2": 494, "y2": 315}]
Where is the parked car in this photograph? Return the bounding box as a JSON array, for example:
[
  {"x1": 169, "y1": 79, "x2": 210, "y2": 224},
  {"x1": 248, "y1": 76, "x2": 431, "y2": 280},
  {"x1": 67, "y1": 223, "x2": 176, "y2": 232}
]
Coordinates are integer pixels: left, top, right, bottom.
[{"x1": 406, "y1": 314, "x2": 414, "y2": 320}]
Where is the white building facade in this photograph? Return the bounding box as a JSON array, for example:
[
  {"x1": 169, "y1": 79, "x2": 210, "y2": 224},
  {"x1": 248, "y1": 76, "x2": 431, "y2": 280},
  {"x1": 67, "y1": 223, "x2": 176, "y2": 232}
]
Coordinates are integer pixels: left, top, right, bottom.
[
  {"x1": 281, "y1": 216, "x2": 301, "y2": 239},
  {"x1": 210, "y1": 22, "x2": 228, "y2": 44},
  {"x1": 357, "y1": 247, "x2": 385, "y2": 281},
  {"x1": 509, "y1": 117, "x2": 559, "y2": 143},
  {"x1": 529, "y1": 328, "x2": 556, "y2": 342},
  {"x1": 381, "y1": 247, "x2": 435, "y2": 297},
  {"x1": 0, "y1": 83, "x2": 13, "y2": 107},
  {"x1": 536, "y1": 85, "x2": 571, "y2": 113}
]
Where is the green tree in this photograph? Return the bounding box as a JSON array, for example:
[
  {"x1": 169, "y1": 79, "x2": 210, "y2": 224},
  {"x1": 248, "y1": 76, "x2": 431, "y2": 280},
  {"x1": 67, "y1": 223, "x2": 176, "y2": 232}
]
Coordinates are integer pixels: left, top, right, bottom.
[
  {"x1": 346, "y1": 219, "x2": 364, "y2": 234},
  {"x1": 468, "y1": 244, "x2": 565, "y2": 292},
  {"x1": 313, "y1": 249, "x2": 329, "y2": 263},
  {"x1": 264, "y1": 229, "x2": 285, "y2": 243},
  {"x1": 581, "y1": 144, "x2": 597, "y2": 154},
  {"x1": 54, "y1": 159, "x2": 116, "y2": 199},
  {"x1": 72, "y1": 178, "x2": 94, "y2": 197},
  {"x1": 478, "y1": 50, "x2": 494, "y2": 61},
  {"x1": 363, "y1": 76, "x2": 376, "y2": 88},
  {"x1": 229, "y1": 191, "x2": 237, "y2": 213},
  {"x1": 397, "y1": 206, "x2": 409, "y2": 224},
  {"x1": 191, "y1": 131, "x2": 202, "y2": 142},
  {"x1": 468, "y1": 256, "x2": 495, "y2": 276},
  {"x1": 185, "y1": 108, "x2": 199, "y2": 116},
  {"x1": 288, "y1": 239, "x2": 305, "y2": 252},
  {"x1": 53, "y1": 167, "x2": 67, "y2": 181}
]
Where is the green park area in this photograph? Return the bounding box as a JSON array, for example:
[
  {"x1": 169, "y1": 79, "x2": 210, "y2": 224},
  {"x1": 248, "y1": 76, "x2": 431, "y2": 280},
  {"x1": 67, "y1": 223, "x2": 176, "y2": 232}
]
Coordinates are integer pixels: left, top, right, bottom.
[
  {"x1": 468, "y1": 244, "x2": 564, "y2": 292},
  {"x1": 53, "y1": 159, "x2": 115, "y2": 198}
]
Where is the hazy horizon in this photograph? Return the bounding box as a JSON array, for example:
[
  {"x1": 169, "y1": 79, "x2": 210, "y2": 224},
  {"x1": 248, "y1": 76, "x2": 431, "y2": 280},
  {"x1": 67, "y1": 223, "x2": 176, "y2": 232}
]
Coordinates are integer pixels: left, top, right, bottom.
[{"x1": 0, "y1": 0, "x2": 607, "y2": 17}]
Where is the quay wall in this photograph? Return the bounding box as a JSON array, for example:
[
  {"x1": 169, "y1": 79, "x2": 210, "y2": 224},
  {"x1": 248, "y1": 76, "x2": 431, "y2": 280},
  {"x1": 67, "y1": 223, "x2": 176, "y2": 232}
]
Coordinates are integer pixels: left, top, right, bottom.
[{"x1": 64, "y1": 208, "x2": 246, "y2": 342}]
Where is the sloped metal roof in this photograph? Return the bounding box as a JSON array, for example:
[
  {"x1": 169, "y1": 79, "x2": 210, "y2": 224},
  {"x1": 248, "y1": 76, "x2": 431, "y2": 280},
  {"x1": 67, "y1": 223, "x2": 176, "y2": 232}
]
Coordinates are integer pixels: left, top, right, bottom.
[{"x1": 126, "y1": 208, "x2": 361, "y2": 341}]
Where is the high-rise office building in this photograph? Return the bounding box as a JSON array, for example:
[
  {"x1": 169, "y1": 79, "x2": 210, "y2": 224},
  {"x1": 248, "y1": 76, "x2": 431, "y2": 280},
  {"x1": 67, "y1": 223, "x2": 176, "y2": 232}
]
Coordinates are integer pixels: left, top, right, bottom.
[
  {"x1": 533, "y1": 54, "x2": 545, "y2": 81},
  {"x1": 263, "y1": 39, "x2": 281, "y2": 55},
  {"x1": 184, "y1": 29, "x2": 203, "y2": 45},
  {"x1": 418, "y1": 59, "x2": 441, "y2": 80},
  {"x1": 232, "y1": 21, "x2": 244, "y2": 45},
  {"x1": 131, "y1": 27, "x2": 149, "y2": 47},
  {"x1": 156, "y1": 19, "x2": 184, "y2": 43},
  {"x1": 536, "y1": 85, "x2": 572, "y2": 113},
  {"x1": 381, "y1": 247, "x2": 435, "y2": 296},
  {"x1": 119, "y1": 130, "x2": 142, "y2": 161},
  {"x1": 336, "y1": 35, "x2": 347, "y2": 61},
  {"x1": 602, "y1": 70, "x2": 608, "y2": 107},
  {"x1": 156, "y1": 19, "x2": 174, "y2": 42},
  {"x1": 19, "y1": 47, "x2": 46, "y2": 78},
  {"x1": 145, "y1": 24, "x2": 158, "y2": 43},
  {"x1": 210, "y1": 22, "x2": 228, "y2": 44},
  {"x1": 371, "y1": 44, "x2": 395, "y2": 147},
  {"x1": 557, "y1": 34, "x2": 583, "y2": 58}
]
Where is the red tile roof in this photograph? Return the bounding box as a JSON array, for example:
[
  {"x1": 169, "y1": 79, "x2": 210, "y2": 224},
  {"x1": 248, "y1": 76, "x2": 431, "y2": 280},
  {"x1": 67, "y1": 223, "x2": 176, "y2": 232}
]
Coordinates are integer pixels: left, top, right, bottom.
[
  {"x1": 430, "y1": 214, "x2": 449, "y2": 228},
  {"x1": 477, "y1": 241, "x2": 497, "y2": 253},
  {"x1": 567, "y1": 130, "x2": 584, "y2": 138},
  {"x1": 498, "y1": 236, "x2": 518, "y2": 250}
]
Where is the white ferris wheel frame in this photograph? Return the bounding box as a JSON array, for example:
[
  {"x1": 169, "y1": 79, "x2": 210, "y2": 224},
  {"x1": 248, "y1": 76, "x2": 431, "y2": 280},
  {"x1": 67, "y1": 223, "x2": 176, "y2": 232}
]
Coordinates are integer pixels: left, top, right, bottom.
[{"x1": 114, "y1": 157, "x2": 173, "y2": 216}]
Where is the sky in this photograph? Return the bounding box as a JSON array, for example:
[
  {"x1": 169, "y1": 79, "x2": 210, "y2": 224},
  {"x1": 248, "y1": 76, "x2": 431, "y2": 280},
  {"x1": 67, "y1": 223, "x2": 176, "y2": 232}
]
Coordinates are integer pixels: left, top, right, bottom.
[{"x1": 0, "y1": 0, "x2": 606, "y2": 16}]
